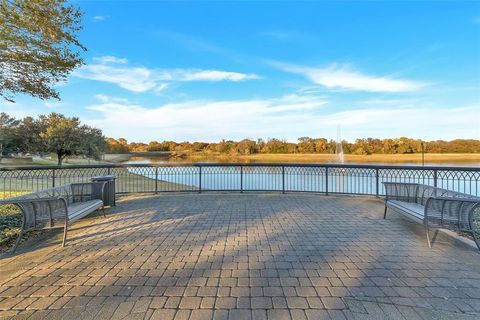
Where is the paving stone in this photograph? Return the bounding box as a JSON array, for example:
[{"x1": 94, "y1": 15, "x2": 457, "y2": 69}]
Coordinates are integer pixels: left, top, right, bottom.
[
  {"x1": 215, "y1": 297, "x2": 236, "y2": 309},
  {"x1": 150, "y1": 309, "x2": 176, "y2": 320},
  {"x1": 268, "y1": 309, "x2": 292, "y2": 320},
  {"x1": 179, "y1": 297, "x2": 202, "y2": 309},
  {"x1": 321, "y1": 297, "x2": 346, "y2": 310},
  {"x1": 287, "y1": 297, "x2": 309, "y2": 309},
  {"x1": 251, "y1": 297, "x2": 272, "y2": 309}
]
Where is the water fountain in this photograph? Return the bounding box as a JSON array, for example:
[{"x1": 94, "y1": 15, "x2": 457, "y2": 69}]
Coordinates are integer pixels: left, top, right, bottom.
[{"x1": 336, "y1": 125, "x2": 345, "y2": 164}]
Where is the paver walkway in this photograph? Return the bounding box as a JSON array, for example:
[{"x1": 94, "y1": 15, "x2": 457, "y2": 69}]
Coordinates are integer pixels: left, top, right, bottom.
[{"x1": 0, "y1": 193, "x2": 479, "y2": 320}]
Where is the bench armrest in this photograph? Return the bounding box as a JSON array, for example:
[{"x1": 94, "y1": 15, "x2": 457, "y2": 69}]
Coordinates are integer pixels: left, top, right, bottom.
[
  {"x1": 0, "y1": 197, "x2": 69, "y2": 231},
  {"x1": 424, "y1": 196, "x2": 480, "y2": 232}
]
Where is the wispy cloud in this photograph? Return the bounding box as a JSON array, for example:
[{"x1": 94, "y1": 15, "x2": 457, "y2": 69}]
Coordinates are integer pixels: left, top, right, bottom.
[
  {"x1": 84, "y1": 94, "x2": 479, "y2": 142},
  {"x1": 93, "y1": 56, "x2": 128, "y2": 64},
  {"x1": 93, "y1": 15, "x2": 107, "y2": 22},
  {"x1": 74, "y1": 56, "x2": 260, "y2": 93},
  {"x1": 260, "y1": 30, "x2": 318, "y2": 42},
  {"x1": 272, "y1": 62, "x2": 427, "y2": 93},
  {"x1": 154, "y1": 30, "x2": 225, "y2": 53},
  {"x1": 44, "y1": 101, "x2": 64, "y2": 109}
]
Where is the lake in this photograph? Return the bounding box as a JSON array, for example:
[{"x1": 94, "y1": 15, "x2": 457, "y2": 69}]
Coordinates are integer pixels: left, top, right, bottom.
[{"x1": 122, "y1": 156, "x2": 480, "y2": 196}]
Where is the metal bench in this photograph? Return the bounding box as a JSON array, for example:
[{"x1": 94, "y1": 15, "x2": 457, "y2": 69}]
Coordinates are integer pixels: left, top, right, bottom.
[
  {"x1": 383, "y1": 182, "x2": 480, "y2": 250},
  {"x1": 0, "y1": 182, "x2": 107, "y2": 253}
]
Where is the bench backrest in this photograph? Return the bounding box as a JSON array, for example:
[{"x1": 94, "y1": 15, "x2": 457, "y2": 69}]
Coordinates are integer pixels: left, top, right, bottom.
[
  {"x1": 14, "y1": 184, "x2": 73, "y2": 202},
  {"x1": 384, "y1": 183, "x2": 473, "y2": 205},
  {"x1": 416, "y1": 184, "x2": 471, "y2": 205},
  {"x1": 3, "y1": 182, "x2": 103, "y2": 231}
]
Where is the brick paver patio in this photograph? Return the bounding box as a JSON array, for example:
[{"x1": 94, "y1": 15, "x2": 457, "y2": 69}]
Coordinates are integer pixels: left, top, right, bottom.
[{"x1": 1, "y1": 193, "x2": 479, "y2": 319}]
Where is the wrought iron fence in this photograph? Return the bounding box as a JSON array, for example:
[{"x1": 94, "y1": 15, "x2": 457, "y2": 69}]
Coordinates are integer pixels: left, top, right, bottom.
[{"x1": 0, "y1": 163, "x2": 479, "y2": 199}]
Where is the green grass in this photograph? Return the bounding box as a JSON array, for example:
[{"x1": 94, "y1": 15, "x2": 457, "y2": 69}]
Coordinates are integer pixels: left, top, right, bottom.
[
  {"x1": 0, "y1": 192, "x2": 24, "y2": 250},
  {"x1": 32, "y1": 158, "x2": 58, "y2": 166}
]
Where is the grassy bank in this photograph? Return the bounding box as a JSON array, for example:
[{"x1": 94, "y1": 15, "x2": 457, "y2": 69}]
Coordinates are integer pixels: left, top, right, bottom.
[
  {"x1": 0, "y1": 192, "x2": 24, "y2": 251},
  {"x1": 188, "y1": 153, "x2": 480, "y2": 164}
]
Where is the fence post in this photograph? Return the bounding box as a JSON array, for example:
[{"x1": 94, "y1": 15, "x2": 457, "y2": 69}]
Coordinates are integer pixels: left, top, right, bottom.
[
  {"x1": 240, "y1": 166, "x2": 243, "y2": 193},
  {"x1": 155, "y1": 167, "x2": 158, "y2": 194},
  {"x1": 52, "y1": 169, "x2": 56, "y2": 188},
  {"x1": 282, "y1": 166, "x2": 285, "y2": 194},
  {"x1": 325, "y1": 167, "x2": 329, "y2": 195},
  {"x1": 199, "y1": 166, "x2": 202, "y2": 193},
  {"x1": 375, "y1": 168, "x2": 379, "y2": 197},
  {"x1": 107, "y1": 167, "x2": 111, "y2": 175},
  {"x1": 433, "y1": 169, "x2": 438, "y2": 188}
]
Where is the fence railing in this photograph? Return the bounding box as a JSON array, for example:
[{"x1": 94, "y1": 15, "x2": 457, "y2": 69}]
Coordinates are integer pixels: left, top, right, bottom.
[{"x1": 1, "y1": 163, "x2": 479, "y2": 199}]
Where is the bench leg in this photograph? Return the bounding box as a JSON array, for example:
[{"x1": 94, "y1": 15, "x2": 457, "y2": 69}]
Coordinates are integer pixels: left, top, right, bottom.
[
  {"x1": 472, "y1": 231, "x2": 480, "y2": 252},
  {"x1": 424, "y1": 221, "x2": 431, "y2": 248},
  {"x1": 102, "y1": 205, "x2": 106, "y2": 218},
  {"x1": 10, "y1": 212, "x2": 27, "y2": 254},
  {"x1": 11, "y1": 228, "x2": 24, "y2": 254},
  {"x1": 62, "y1": 222, "x2": 68, "y2": 247},
  {"x1": 383, "y1": 206, "x2": 388, "y2": 219}
]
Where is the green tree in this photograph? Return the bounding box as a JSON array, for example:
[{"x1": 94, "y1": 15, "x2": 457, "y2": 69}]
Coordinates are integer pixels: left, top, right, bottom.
[
  {"x1": 106, "y1": 137, "x2": 130, "y2": 154},
  {"x1": 37, "y1": 113, "x2": 106, "y2": 165},
  {"x1": 0, "y1": 0, "x2": 86, "y2": 102},
  {"x1": 17, "y1": 116, "x2": 45, "y2": 153},
  {"x1": 0, "y1": 112, "x2": 21, "y2": 155},
  {"x1": 297, "y1": 137, "x2": 315, "y2": 153},
  {"x1": 235, "y1": 139, "x2": 257, "y2": 155}
]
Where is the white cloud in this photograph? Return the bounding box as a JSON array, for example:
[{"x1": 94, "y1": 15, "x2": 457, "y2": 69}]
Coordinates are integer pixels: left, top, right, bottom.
[
  {"x1": 273, "y1": 62, "x2": 426, "y2": 92},
  {"x1": 178, "y1": 70, "x2": 259, "y2": 81},
  {"x1": 85, "y1": 94, "x2": 327, "y2": 141},
  {"x1": 93, "y1": 56, "x2": 128, "y2": 64},
  {"x1": 322, "y1": 105, "x2": 480, "y2": 140},
  {"x1": 84, "y1": 94, "x2": 479, "y2": 142},
  {"x1": 74, "y1": 56, "x2": 259, "y2": 93},
  {"x1": 75, "y1": 64, "x2": 159, "y2": 92},
  {"x1": 93, "y1": 15, "x2": 107, "y2": 21},
  {"x1": 44, "y1": 101, "x2": 63, "y2": 109}
]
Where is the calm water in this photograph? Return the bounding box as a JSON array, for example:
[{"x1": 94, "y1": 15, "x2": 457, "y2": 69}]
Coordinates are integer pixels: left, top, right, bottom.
[{"x1": 124, "y1": 157, "x2": 479, "y2": 196}]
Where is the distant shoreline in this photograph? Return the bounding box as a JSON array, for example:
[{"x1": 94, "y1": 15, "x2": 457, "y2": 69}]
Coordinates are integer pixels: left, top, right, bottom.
[{"x1": 112, "y1": 152, "x2": 480, "y2": 164}]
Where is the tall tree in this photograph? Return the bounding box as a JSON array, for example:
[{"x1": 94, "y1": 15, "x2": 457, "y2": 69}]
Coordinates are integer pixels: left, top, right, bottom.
[
  {"x1": 0, "y1": 0, "x2": 86, "y2": 102},
  {"x1": 37, "y1": 113, "x2": 106, "y2": 165},
  {"x1": 0, "y1": 112, "x2": 21, "y2": 155}
]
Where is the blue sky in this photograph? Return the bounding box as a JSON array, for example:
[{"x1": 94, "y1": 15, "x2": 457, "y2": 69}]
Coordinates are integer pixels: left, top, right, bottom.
[{"x1": 2, "y1": 1, "x2": 480, "y2": 142}]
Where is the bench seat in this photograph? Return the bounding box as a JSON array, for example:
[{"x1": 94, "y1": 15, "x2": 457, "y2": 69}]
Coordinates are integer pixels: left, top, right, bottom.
[
  {"x1": 387, "y1": 200, "x2": 424, "y2": 222},
  {"x1": 68, "y1": 199, "x2": 104, "y2": 222}
]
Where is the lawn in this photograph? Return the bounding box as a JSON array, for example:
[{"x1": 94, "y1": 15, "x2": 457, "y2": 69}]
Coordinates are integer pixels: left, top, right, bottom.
[{"x1": 0, "y1": 192, "x2": 24, "y2": 251}]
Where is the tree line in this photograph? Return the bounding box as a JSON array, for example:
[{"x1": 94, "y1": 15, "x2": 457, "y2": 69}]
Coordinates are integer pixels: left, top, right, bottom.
[
  {"x1": 107, "y1": 136, "x2": 480, "y2": 155},
  {"x1": 2, "y1": 112, "x2": 479, "y2": 166}
]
